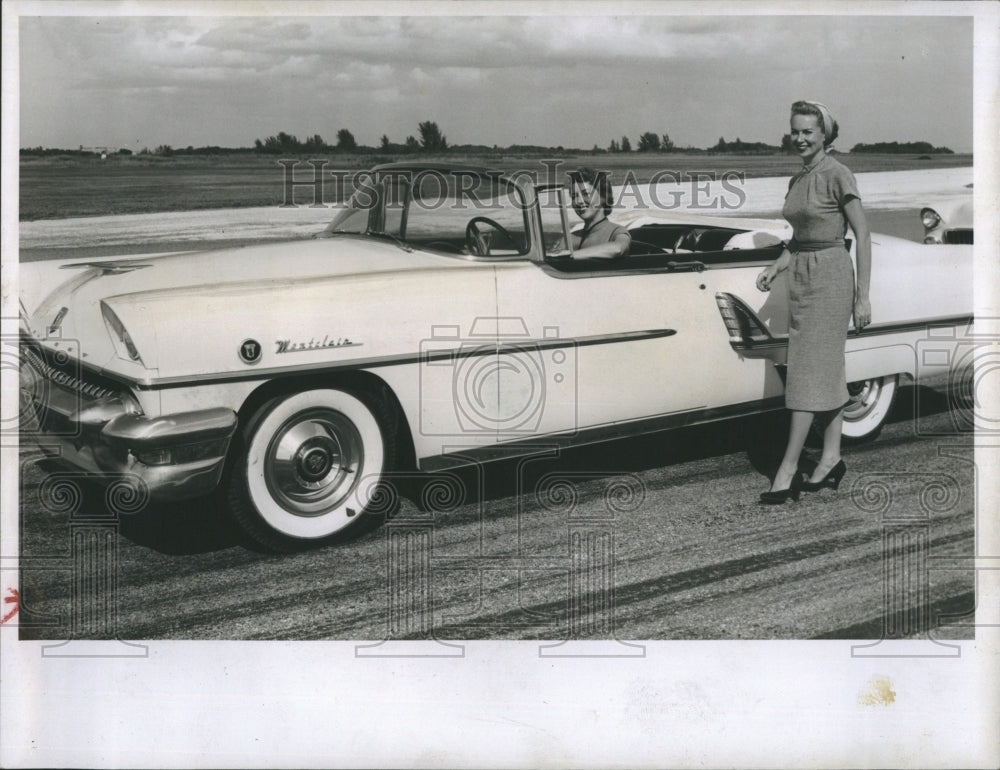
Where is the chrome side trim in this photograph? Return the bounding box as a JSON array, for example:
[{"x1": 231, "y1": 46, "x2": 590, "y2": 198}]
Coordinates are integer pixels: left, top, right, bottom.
[
  {"x1": 847, "y1": 315, "x2": 976, "y2": 338},
  {"x1": 714, "y1": 295, "x2": 973, "y2": 355},
  {"x1": 98, "y1": 328, "x2": 678, "y2": 391},
  {"x1": 61, "y1": 261, "x2": 153, "y2": 274}
]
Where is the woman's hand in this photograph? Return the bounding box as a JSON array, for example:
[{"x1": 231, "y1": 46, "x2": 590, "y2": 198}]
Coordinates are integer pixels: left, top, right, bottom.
[
  {"x1": 854, "y1": 295, "x2": 872, "y2": 330},
  {"x1": 756, "y1": 265, "x2": 779, "y2": 292}
]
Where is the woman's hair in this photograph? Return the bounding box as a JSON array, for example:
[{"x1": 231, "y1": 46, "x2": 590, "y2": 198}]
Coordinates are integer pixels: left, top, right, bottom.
[
  {"x1": 569, "y1": 167, "x2": 614, "y2": 216},
  {"x1": 790, "y1": 100, "x2": 839, "y2": 147}
]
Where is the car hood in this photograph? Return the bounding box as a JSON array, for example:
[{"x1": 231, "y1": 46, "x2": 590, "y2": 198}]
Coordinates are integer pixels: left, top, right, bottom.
[{"x1": 21, "y1": 236, "x2": 495, "y2": 380}]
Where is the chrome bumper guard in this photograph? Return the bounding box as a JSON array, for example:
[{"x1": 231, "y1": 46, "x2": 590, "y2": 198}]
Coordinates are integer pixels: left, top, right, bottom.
[{"x1": 21, "y1": 349, "x2": 237, "y2": 504}]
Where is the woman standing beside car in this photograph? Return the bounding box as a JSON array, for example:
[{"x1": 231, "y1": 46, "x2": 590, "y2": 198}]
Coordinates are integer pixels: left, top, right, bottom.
[{"x1": 756, "y1": 100, "x2": 872, "y2": 503}]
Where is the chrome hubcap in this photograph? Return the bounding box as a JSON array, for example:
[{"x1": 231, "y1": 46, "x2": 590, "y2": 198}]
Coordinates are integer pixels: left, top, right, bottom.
[
  {"x1": 296, "y1": 441, "x2": 335, "y2": 481},
  {"x1": 264, "y1": 409, "x2": 363, "y2": 516},
  {"x1": 844, "y1": 379, "x2": 881, "y2": 421}
]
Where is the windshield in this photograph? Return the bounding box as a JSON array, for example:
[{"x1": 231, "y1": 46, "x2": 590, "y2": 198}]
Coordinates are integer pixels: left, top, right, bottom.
[
  {"x1": 323, "y1": 172, "x2": 378, "y2": 235},
  {"x1": 536, "y1": 185, "x2": 576, "y2": 256},
  {"x1": 324, "y1": 169, "x2": 531, "y2": 257}
]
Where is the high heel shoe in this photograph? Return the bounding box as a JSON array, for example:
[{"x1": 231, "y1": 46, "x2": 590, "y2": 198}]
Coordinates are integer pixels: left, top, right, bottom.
[
  {"x1": 759, "y1": 473, "x2": 802, "y2": 504},
  {"x1": 800, "y1": 459, "x2": 847, "y2": 492}
]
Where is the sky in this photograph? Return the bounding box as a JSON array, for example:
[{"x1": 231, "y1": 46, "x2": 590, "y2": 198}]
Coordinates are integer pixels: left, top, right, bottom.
[{"x1": 17, "y1": 10, "x2": 974, "y2": 153}]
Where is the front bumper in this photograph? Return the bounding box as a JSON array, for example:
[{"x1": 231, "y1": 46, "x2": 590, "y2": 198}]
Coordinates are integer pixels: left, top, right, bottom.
[{"x1": 20, "y1": 345, "x2": 238, "y2": 504}]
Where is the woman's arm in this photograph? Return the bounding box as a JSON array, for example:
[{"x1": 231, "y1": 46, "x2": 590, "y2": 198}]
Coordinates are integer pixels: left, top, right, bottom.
[
  {"x1": 844, "y1": 197, "x2": 871, "y2": 329},
  {"x1": 571, "y1": 233, "x2": 631, "y2": 259},
  {"x1": 756, "y1": 247, "x2": 791, "y2": 292}
]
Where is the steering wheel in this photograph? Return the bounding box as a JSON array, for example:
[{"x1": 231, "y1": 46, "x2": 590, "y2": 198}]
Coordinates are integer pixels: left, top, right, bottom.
[{"x1": 465, "y1": 217, "x2": 516, "y2": 256}]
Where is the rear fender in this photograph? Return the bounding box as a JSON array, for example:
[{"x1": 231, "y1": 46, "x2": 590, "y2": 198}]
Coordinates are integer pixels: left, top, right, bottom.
[{"x1": 845, "y1": 344, "x2": 915, "y2": 383}]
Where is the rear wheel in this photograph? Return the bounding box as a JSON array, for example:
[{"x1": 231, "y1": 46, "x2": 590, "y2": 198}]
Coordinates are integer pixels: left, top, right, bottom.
[
  {"x1": 841, "y1": 374, "x2": 898, "y2": 443},
  {"x1": 226, "y1": 387, "x2": 397, "y2": 551}
]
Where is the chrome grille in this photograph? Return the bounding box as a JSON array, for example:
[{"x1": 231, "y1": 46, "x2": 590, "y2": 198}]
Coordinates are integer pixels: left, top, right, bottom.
[
  {"x1": 22, "y1": 346, "x2": 119, "y2": 401},
  {"x1": 944, "y1": 229, "x2": 973, "y2": 245}
]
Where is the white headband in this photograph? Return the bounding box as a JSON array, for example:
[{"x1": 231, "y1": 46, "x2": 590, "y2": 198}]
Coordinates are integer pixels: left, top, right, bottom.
[{"x1": 804, "y1": 100, "x2": 835, "y2": 141}]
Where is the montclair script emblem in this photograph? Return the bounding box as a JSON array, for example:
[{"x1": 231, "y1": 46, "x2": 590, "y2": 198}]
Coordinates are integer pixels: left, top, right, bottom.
[
  {"x1": 239, "y1": 339, "x2": 262, "y2": 364},
  {"x1": 275, "y1": 336, "x2": 363, "y2": 354}
]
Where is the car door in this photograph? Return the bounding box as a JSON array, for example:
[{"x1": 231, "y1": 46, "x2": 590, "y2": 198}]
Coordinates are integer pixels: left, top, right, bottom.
[{"x1": 492, "y1": 252, "x2": 789, "y2": 441}]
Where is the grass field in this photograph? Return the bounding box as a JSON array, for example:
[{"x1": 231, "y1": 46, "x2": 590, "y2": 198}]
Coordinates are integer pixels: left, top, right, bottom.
[{"x1": 18, "y1": 151, "x2": 972, "y2": 221}]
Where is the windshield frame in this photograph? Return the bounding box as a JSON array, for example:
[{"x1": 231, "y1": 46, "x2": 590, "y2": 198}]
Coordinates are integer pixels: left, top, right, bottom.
[
  {"x1": 533, "y1": 182, "x2": 577, "y2": 262},
  {"x1": 351, "y1": 166, "x2": 539, "y2": 262}
]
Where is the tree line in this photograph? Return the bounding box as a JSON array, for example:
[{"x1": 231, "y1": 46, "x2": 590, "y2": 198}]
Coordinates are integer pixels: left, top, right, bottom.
[
  {"x1": 20, "y1": 120, "x2": 956, "y2": 157},
  {"x1": 849, "y1": 140, "x2": 954, "y2": 154},
  {"x1": 600, "y1": 133, "x2": 781, "y2": 154},
  {"x1": 252, "y1": 121, "x2": 448, "y2": 155}
]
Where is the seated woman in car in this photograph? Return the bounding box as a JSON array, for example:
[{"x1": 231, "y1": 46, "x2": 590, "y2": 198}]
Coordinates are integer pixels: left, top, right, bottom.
[{"x1": 554, "y1": 168, "x2": 631, "y2": 259}]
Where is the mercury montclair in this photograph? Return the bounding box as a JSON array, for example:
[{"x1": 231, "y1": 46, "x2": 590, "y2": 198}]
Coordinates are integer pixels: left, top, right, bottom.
[{"x1": 19, "y1": 163, "x2": 974, "y2": 550}]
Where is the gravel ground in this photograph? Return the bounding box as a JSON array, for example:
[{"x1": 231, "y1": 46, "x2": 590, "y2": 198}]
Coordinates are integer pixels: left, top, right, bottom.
[{"x1": 16, "y1": 378, "x2": 975, "y2": 642}]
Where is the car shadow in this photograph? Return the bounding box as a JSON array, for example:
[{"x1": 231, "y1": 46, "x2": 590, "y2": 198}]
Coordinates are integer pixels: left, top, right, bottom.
[
  {"x1": 25, "y1": 459, "x2": 244, "y2": 555},
  {"x1": 412, "y1": 381, "x2": 968, "y2": 509},
  {"x1": 117, "y1": 497, "x2": 246, "y2": 555},
  {"x1": 425, "y1": 412, "x2": 794, "y2": 510}
]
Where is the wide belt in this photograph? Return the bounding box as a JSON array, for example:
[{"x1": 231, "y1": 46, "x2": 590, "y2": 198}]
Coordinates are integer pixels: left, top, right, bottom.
[{"x1": 787, "y1": 238, "x2": 846, "y2": 252}]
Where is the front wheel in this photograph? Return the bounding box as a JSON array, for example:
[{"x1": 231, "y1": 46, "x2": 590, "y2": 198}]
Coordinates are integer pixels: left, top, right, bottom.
[
  {"x1": 841, "y1": 374, "x2": 899, "y2": 443},
  {"x1": 225, "y1": 388, "x2": 396, "y2": 551}
]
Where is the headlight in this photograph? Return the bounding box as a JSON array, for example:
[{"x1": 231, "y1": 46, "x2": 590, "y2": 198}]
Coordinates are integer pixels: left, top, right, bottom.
[
  {"x1": 100, "y1": 302, "x2": 144, "y2": 365},
  {"x1": 920, "y1": 207, "x2": 941, "y2": 231}
]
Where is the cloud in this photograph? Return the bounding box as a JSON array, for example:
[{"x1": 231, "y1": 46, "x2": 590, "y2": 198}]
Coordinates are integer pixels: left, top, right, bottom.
[
  {"x1": 17, "y1": 14, "x2": 972, "y2": 151},
  {"x1": 30, "y1": 15, "x2": 789, "y2": 90}
]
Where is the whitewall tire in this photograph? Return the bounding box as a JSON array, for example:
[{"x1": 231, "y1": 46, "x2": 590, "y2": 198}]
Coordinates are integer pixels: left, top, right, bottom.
[
  {"x1": 227, "y1": 387, "x2": 395, "y2": 551},
  {"x1": 841, "y1": 374, "x2": 899, "y2": 443}
]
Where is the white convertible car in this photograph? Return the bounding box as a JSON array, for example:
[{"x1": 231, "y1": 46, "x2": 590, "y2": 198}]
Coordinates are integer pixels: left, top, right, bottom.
[
  {"x1": 19, "y1": 163, "x2": 974, "y2": 550},
  {"x1": 921, "y1": 184, "x2": 974, "y2": 244}
]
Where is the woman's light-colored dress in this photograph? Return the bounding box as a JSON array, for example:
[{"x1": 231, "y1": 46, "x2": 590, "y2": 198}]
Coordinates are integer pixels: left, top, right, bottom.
[{"x1": 782, "y1": 154, "x2": 860, "y2": 412}]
